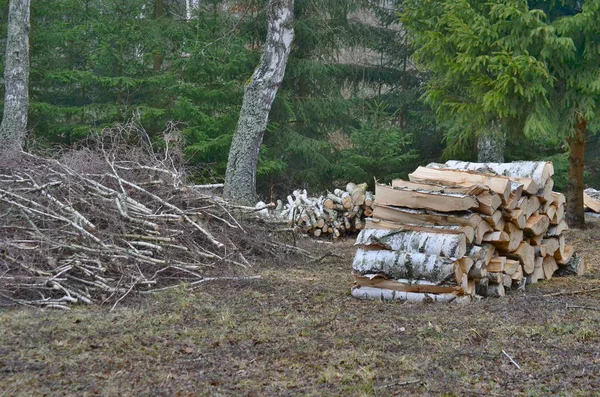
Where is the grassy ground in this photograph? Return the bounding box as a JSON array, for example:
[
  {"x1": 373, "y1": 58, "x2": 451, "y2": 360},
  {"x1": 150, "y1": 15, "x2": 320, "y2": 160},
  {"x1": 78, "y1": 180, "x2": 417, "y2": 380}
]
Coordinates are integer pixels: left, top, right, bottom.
[{"x1": 1, "y1": 220, "x2": 600, "y2": 396}]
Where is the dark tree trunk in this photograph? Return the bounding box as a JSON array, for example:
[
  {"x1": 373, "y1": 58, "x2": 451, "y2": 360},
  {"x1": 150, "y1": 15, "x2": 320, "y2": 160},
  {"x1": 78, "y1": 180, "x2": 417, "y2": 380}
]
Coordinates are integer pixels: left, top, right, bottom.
[
  {"x1": 477, "y1": 122, "x2": 505, "y2": 163},
  {"x1": 223, "y1": 0, "x2": 295, "y2": 204},
  {"x1": 0, "y1": 0, "x2": 31, "y2": 150},
  {"x1": 566, "y1": 118, "x2": 586, "y2": 228}
]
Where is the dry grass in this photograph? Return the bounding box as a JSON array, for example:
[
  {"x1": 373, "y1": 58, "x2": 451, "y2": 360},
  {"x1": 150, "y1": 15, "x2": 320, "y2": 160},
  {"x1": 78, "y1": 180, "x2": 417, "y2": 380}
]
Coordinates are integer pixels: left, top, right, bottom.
[{"x1": 1, "y1": 219, "x2": 600, "y2": 396}]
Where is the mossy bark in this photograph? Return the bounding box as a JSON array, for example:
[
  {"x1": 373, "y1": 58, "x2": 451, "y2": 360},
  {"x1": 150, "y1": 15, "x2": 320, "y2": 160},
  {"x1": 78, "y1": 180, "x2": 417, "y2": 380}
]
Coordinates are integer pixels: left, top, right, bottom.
[
  {"x1": 0, "y1": 0, "x2": 30, "y2": 150},
  {"x1": 223, "y1": 0, "x2": 294, "y2": 204}
]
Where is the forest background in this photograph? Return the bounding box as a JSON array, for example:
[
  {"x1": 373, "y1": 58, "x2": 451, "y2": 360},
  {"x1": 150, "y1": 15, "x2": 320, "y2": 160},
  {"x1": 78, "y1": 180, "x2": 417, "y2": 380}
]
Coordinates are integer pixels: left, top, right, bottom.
[{"x1": 1, "y1": 0, "x2": 598, "y2": 201}]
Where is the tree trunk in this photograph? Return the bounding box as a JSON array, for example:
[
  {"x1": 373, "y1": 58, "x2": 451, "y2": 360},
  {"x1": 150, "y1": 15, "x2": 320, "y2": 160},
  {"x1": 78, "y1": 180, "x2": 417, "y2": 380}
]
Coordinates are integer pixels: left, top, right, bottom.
[
  {"x1": 0, "y1": 0, "x2": 31, "y2": 150},
  {"x1": 223, "y1": 0, "x2": 295, "y2": 204},
  {"x1": 566, "y1": 118, "x2": 586, "y2": 228},
  {"x1": 477, "y1": 122, "x2": 505, "y2": 163}
]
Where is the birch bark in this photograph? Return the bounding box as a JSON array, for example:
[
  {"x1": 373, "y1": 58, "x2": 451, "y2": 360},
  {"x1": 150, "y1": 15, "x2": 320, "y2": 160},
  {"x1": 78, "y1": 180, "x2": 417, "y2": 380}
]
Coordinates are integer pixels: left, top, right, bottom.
[{"x1": 223, "y1": 0, "x2": 294, "y2": 204}]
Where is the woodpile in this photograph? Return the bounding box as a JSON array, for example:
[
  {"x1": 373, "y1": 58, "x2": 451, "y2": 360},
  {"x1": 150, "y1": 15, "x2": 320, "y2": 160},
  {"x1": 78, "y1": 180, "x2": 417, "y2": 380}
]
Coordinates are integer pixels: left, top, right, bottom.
[
  {"x1": 352, "y1": 161, "x2": 585, "y2": 303},
  {"x1": 274, "y1": 183, "x2": 374, "y2": 238}
]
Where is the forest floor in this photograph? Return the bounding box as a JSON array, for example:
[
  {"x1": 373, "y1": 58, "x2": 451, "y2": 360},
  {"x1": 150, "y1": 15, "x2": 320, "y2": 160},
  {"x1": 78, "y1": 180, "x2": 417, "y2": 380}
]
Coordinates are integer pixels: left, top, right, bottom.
[{"x1": 1, "y1": 219, "x2": 600, "y2": 397}]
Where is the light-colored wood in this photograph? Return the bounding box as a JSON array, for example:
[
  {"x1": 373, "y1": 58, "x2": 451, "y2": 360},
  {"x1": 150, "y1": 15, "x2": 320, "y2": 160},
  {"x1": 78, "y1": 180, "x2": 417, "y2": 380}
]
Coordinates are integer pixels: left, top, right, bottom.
[
  {"x1": 504, "y1": 259, "x2": 520, "y2": 276},
  {"x1": 505, "y1": 208, "x2": 527, "y2": 229},
  {"x1": 481, "y1": 210, "x2": 504, "y2": 228},
  {"x1": 550, "y1": 204, "x2": 565, "y2": 225},
  {"x1": 534, "y1": 245, "x2": 548, "y2": 257},
  {"x1": 475, "y1": 220, "x2": 493, "y2": 245},
  {"x1": 510, "y1": 262, "x2": 524, "y2": 281},
  {"x1": 365, "y1": 218, "x2": 475, "y2": 243},
  {"x1": 508, "y1": 242, "x2": 535, "y2": 274},
  {"x1": 409, "y1": 166, "x2": 511, "y2": 203},
  {"x1": 558, "y1": 235, "x2": 566, "y2": 257},
  {"x1": 375, "y1": 183, "x2": 479, "y2": 212},
  {"x1": 503, "y1": 274, "x2": 513, "y2": 288},
  {"x1": 487, "y1": 272, "x2": 504, "y2": 285},
  {"x1": 352, "y1": 248, "x2": 457, "y2": 283},
  {"x1": 353, "y1": 274, "x2": 462, "y2": 294},
  {"x1": 488, "y1": 257, "x2": 506, "y2": 273},
  {"x1": 551, "y1": 192, "x2": 566, "y2": 208},
  {"x1": 542, "y1": 238, "x2": 560, "y2": 256},
  {"x1": 542, "y1": 256, "x2": 558, "y2": 280},
  {"x1": 443, "y1": 160, "x2": 551, "y2": 192},
  {"x1": 538, "y1": 179, "x2": 554, "y2": 203},
  {"x1": 524, "y1": 214, "x2": 550, "y2": 237},
  {"x1": 364, "y1": 191, "x2": 374, "y2": 207},
  {"x1": 547, "y1": 219, "x2": 568, "y2": 236},
  {"x1": 351, "y1": 286, "x2": 463, "y2": 303},
  {"x1": 371, "y1": 204, "x2": 483, "y2": 228},
  {"x1": 390, "y1": 179, "x2": 500, "y2": 215},
  {"x1": 496, "y1": 222, "x2": 523, "y2": 252},
  {"x1": 355, "y1": 229, "x2": 467, "y2": 258},
  {"x1": 490, "y1": 215, "x2": 506, "y2": 232},
  {"x1": 525, "y1": 196, "x2": 541, "y2": 218},
  {"x1": 483, "y1": 230, "x2": 509, "y2": 242},
  {"x1": 486, "y1": 283, "x2": 506, "y2": 297},
  {"x1": 583, "y1": 192, "x2": 600, "y2": 213},
  {"x1": 529, "y1": 232, "x2": 544, "y2": 246},
  {"x1": 555, "y1": 245, "x2": 574, "y2": 265}
]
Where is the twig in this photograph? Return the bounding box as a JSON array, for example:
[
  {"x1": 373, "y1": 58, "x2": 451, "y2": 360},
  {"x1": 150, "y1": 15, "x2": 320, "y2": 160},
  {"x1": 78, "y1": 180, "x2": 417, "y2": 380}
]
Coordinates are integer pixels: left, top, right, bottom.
[
  {"x1": 502, "y1": 350, "x2": 521, "y2": 369},
  {"x1": 377, "y1": 379, "x2": 421, "y2": 389},
  {"x1": 543, "y1": 287, "x2": 600, "y2": 297},
  {"x1": 566, "y1": 304, "x2": 600, "y2": 312},
  {"x1": 189, "y1": 275, "x2": 262, "y2": 286},
  {"x1": 110, "y1": 281, "x2": 137, "y2": 311}
]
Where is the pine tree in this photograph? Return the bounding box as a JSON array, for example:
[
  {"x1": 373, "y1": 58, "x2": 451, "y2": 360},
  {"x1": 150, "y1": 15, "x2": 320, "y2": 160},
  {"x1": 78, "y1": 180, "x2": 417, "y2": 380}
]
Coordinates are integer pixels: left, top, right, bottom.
[{"x1": 403, "y1": 0, "x2": 600, "y2": 227}]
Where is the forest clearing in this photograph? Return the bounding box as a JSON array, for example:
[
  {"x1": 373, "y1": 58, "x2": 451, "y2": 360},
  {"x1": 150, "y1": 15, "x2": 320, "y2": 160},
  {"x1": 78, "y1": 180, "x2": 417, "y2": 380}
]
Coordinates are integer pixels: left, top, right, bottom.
[
  {"x1": 0, "y1": 221, "x2": 599, "y2": 396},
  {"x1": 2, "y1": 0, "x2": 600, "y2": 395}
]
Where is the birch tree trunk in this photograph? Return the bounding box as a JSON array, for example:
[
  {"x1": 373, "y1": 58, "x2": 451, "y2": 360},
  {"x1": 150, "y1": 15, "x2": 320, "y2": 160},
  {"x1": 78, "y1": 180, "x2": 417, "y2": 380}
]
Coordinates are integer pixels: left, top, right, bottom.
[
  {"x1": 477, "y1": 122, "x2": 505, "y2": 163},
  {"x1": 565, "y1": 118, "x2": 586, "y2": 228},
  {"x1": 0, "y1": 0, "x2": 31, "y2": 150},
  {"x1": 223, "y1": 0, "x2": 295, "y2": 204}
]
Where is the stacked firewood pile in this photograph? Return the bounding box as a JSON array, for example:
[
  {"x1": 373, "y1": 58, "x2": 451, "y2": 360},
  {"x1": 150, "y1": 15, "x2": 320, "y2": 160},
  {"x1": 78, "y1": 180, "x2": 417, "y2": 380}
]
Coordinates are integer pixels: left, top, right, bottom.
[
  {"x1": 274, "y1": 183, "x2": 374, "y2": 238},
  {"x1": 584, "y1": 187, "x2": 600, "y2": 213},
  {"x1": 352, "y1": 161, "x2": 585, "y2": 303}
]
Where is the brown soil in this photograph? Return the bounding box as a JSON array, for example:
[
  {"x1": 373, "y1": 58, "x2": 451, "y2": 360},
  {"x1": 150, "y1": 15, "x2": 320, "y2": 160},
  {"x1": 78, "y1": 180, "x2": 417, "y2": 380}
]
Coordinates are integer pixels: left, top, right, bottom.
[{"x1": 1, "y1": 219, "x2": 599, "y2": 396}]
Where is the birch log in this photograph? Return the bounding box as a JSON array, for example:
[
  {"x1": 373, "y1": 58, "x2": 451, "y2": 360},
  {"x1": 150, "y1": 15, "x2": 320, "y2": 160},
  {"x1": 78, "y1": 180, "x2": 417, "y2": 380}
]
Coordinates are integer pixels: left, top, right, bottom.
[
  {"x1": 351, "y1": 286, "x2": 463, "y2": 303},
  {"x1": 354, "y1": 229, "x2": 467, "y2": 258},
  {"x1": 352, "y1": 248, "x2": 456, "y2": 283}
]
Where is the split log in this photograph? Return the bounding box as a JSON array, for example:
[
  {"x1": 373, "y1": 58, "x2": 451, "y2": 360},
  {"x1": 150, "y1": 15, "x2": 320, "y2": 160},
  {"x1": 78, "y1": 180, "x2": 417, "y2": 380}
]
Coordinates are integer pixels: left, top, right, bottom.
[
  {"x1": 390, "y1": 179, "x2": 500, "y2": 214},
  {"x1": 510, "y1": 263, "x2": 524, "y2": 281},
  {"x1": 583, "y1": 191, "x2": 600, "y2": 213},
  {"x1": 551, "y1": 204, "x2": 565, "y2": 225},
  {"x1": 542, "y1": 238, "x2": 560, "y2": 256},
  {"x1": 483, "y1": 231, "x2": 509, "y2": 243},
  {"x1": 364, "y1": 191, "x2": 374, "y2": 207},
  {"x1": 481, "y1": 210, "x2": 504, "y2": 229},
  {"x1": 486, "y1": 283, "x2": 505, "y2": 298},
  {"x1": 375, "y1": 183, "x2": 479, "y2": 212},
  {"x1": 353, "y1": 274, "x2": 462, "y2": 294},
  {"x1": 409, "y1": 166, "x2": 511, "y2": 203},
  {"x1": 503, "y1": 274, "x2": 513, "y2": 288},
  {"x1": 474, "y1": 220, "x2": 493, "y2": 245},
  {"x1": 529, "y1": 233, "x2": 544, "y2": 246},
  {"x1": 552, "y1": 192, "x2": 566, "y2": 208},
  {"x1": 495, "y1": 222, "x2": 523, "y2": 252},
  {"x1": 555, "y1": 245, "x2": 575, "y2": 265},
  {"x1": 547, "y1": 219, "x2": 568, "y2": 236},
  {"x1": 507, "y1": 242, "x2": 535, "y2": 274},
  {"x1": 488, "y1": 257, "x2": 506, "y2": 273},
  {"x1": 524, "y1": 196, "x2": 541, "y2": 219},
  {"x1": 444, "y1": 160, "x2": 553, "y2": 192},
  {"x1": 524, "y1": 214, "x2": 550, "y2": 238},
  {"x1": 538, "y1": 179, "x2": 554, "y2": 203},
  {"x1": 365, "y1": 218, "x2": 475, "y2": 244},
  {"x1": 505, "y1": 208, "x2": 527, "y2": 229},
  {"x1": 371, "y1": 204, "x2": 482, "y2": 228},
  {"x1": 352, "y1": 248, "x2": 456, "y2": 283},
  {"x1": 542, "y1": 256, "x2": 558, "y2": 280},
  {"x1": 351, "y1": 286, "x2": 463, "y2": 303},
  {"x1": 354, "y1": 229, "x2": 467, "y2": 258},
  {"x1": 503, "y1": 259, "x2": 520, "y2": 276}
]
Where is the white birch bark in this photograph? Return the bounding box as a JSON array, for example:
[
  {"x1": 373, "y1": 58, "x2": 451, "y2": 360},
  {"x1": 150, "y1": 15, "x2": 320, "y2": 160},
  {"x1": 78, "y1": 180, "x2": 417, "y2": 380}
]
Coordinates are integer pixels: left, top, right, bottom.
[
  {"x1": 354, "y1": 229, "x2": 466, "y2": 258},
  {"x1": 223, "y1": 0, "x2": 295, "y2": 204},
  {"x1": 477, "y1": 122, "x2": 505, "y2": 163},
  {"x1": 0, "y1": 0, "x2": 31, "y2": 149}
]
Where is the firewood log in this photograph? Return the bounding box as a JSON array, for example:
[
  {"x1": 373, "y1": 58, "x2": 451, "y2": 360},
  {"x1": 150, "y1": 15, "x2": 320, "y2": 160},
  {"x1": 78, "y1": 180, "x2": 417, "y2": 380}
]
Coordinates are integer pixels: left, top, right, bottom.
[
  {"x1": 355, "y1": 229, "x2": 467, "y2": 258},
  {"x1": 375, "y1": 183, "x2": 479, "y2": 212},
  {"x1": 371, "y1": 204, "x2": 482, "y2": 228},
  {"x1": 365, "y1": 218, "x2": 475, "y2": 244}
]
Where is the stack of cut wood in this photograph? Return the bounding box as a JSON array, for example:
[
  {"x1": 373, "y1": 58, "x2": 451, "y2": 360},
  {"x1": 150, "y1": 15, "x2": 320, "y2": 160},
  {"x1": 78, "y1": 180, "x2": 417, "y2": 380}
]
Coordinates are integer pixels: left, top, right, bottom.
[
  {"x1": 584, "y1": 187, "x2": 600, "y2": 214},
  {"x1": 276, "y1": 183, "x2": 374, "y2": 238},
  {"x1": 352, "y1": 160, "x2": 585, "y2": 303}
]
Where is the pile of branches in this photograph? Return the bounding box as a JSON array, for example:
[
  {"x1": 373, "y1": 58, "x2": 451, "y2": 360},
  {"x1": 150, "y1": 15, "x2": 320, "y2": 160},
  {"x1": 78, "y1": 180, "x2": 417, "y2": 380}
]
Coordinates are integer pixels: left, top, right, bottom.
[{"x1": 0, "y1": 124, "x2": 282, "y2": 310}]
